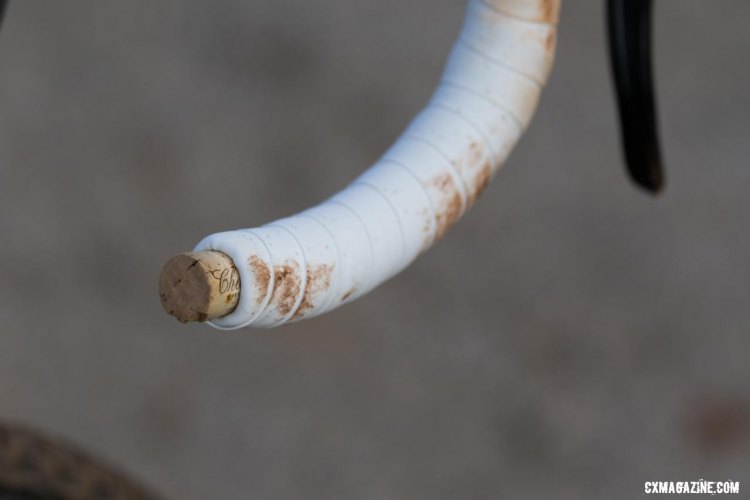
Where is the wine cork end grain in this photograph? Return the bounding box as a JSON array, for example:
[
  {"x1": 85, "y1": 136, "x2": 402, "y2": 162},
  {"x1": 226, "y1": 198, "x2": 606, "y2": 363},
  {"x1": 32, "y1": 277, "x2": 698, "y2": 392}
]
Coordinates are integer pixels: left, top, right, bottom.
[{"x1": 159, "y1": 251, "x2": 240, "y2": 323}]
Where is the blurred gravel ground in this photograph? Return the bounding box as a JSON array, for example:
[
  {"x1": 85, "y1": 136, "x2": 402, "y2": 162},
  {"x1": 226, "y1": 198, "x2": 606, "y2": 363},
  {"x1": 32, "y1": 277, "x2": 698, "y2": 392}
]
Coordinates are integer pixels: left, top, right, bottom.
[{"x1": 0, "y1": 1, "x2": 748, "y2": 499}]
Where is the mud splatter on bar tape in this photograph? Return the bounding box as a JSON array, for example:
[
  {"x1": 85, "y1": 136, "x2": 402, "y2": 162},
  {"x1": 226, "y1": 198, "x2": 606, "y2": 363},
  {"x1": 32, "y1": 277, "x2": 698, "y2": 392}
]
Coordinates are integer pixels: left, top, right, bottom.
[{"x1": 164, "y1": 0, "x2": 561, "y2": 329}]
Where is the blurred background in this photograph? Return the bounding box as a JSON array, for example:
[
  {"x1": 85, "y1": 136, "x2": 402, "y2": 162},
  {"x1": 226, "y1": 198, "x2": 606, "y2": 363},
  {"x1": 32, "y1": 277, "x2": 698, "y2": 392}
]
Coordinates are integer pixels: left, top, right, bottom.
[{"x1": 0, "y1": 0, "x2": 748, "y2": 498}]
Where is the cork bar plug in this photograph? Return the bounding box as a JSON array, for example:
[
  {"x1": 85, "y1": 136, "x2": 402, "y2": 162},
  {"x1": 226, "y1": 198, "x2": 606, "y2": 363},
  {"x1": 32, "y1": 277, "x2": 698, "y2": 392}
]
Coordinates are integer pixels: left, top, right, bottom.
[{"x1": 159, "y1": 251, "x2": 240, "y2": 322}]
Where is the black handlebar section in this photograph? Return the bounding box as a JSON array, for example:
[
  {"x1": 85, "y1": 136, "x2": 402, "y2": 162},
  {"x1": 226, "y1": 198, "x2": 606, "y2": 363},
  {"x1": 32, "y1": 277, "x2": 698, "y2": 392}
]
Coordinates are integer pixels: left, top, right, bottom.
[
  {"x1": 0, "y1": 1, "x2": 7, "y2": 28},
  {"x1": 607, "y1": 0, "x2": 665, "y2": 193}
]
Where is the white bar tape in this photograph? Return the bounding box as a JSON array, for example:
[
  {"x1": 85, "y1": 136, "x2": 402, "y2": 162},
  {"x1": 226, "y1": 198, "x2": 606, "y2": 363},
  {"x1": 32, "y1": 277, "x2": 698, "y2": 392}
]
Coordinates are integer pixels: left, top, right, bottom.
[{"x1": 194, "y1": 0, "x2": 561, "y2": 329}]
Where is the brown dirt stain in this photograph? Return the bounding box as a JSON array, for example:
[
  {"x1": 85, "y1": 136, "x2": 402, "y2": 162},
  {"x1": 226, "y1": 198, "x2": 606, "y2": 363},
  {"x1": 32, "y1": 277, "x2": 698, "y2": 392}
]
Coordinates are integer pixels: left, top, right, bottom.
[
  {"x1": 462, "y1": 141, "x2": 492, "y2": 206},
  {"x1": 421, "y1": 207, "x2": 433, "y2": 250},
  {"x1": 248, "y1": 255, "x2": 271, "y2": 305},
  {"x1": 271, "y1": 261, "x2": 302, "y2": 316},
  {"x1": 539, "y1": 0, "x2": 559, "y2": 24},
  {"x1": 430, "y1": 173, "x2": 463, "y2": 240},
  {"x1": 472, "y1": 160, "x2": 493, "y2": 204},
  {"x1": 545, "y1": 30, "x2": 556, "y2": 55},
  {"x1": 450, "y1": 142, "x2": 483, "y2": 177},
  {"x1": 293, "y1": 263, "x2": 334, "y2": 318},
  {"x1": 468, "y1": 141, "x2": 483, "y2": 166},
  {"x1": 686, "y1": 398, "x2": 749, "y2": 453},
  {"x1": 340, "y1": 286, "x2": 357, "y2": 303}
]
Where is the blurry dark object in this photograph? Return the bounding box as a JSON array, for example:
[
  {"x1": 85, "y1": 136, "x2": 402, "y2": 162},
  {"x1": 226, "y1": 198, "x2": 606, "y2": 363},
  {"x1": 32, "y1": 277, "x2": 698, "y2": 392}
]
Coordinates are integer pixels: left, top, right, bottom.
[
  {"x1": 607, "y1": 0, "x2": 665, "y2": 193},
  {"x1": 0, "y1": 0, "x2": 7, "y2": 30},
  {"x1": 0, "y1": 422, "x2": 159, "y2": 500}
]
